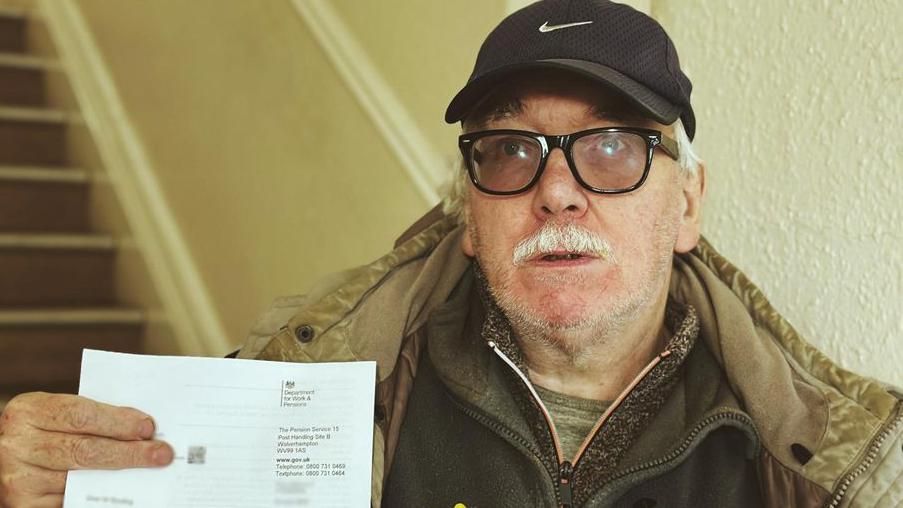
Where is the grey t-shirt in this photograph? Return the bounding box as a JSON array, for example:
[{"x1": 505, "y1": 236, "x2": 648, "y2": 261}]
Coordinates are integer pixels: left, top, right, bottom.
[{"x1": 535, "y1": 384, "x2": 611, "y2": 461}]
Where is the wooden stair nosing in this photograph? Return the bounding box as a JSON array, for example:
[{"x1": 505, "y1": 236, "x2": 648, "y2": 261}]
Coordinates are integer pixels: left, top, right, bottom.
[
  {"x1": 0, "y1": 233, "x2": 115, "y2": 250},
  {"x1": 0, "y1": 105, "x2": 75, "y2": 124},
  {"x1": 0, "y1": 166, "x2": 88, "y2": 183},
  {"x1": 0, "y1": 308, "x2": 144, "y2": 326},
  {"x1": 0, "y1": 52, "x2": 60, "y2": 71}
]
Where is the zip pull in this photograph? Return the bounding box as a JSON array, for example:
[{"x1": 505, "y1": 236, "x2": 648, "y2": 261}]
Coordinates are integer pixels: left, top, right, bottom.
[{"x1": 559, "y1": 460, "x2": 574, "y2": 507}]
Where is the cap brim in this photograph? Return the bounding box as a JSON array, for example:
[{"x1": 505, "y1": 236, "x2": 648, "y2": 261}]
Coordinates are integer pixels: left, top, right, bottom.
[{"x1": 444, "y1": 59, "x2": 682, "y2": 125}]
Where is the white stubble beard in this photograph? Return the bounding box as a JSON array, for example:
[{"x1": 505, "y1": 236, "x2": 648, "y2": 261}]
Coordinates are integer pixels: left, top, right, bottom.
[{"x1": 469, "y1": 218, "x2": 679, "y2": 361}]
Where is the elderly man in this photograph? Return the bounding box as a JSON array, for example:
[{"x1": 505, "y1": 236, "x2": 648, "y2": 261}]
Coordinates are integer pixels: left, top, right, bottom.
[{"x1": 1, "y1": 1, "x2": 901, "y2": 507}]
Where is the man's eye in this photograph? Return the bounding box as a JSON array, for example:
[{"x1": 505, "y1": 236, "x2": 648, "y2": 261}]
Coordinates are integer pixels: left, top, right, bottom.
[
  {"x1": 503, "y1": 141, "x2": 528, "y2": 158},
  {"x1": 597, "y1": 137, "x2": 624, "y2": 157}
]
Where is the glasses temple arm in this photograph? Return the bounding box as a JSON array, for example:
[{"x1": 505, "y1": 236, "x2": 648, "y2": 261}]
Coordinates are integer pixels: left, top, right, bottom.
[{"x1": 658, "y1": 134, "x2": 680, "y2": 161}]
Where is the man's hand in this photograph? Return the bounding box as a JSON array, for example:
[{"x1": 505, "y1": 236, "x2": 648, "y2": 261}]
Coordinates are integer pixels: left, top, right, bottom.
[{"x1": 0, "y1": 392, "x2": 173, "y2": 507}]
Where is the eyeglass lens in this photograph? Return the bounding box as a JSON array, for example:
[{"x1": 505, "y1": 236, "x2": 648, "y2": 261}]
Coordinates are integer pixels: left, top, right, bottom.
[{"x1": 470, "y1": 131, "x2": 649, "y2": 193}]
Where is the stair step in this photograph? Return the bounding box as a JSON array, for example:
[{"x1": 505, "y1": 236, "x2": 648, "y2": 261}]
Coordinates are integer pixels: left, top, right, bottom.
[
  {"x1": 0, "y1": 106, "x2": 72, "y2": 166},
  {"x1": 0, "y1": 53, "x2": 59, "y2": 70},
  {"x1": 0, "y1": 307, "x2": 144, "y2": 326},
  {"x1": 0, "y1": 105, "x2": 70, "y2": 123},
  {"x1": 0, "y1": 54, "x2": 58, "y2": 107},
  {"x1": 0, "y1": 168, "x2": 90, "y2": 232},
  {"x1": 0, "y1": 9, "x2": 25, "y2": 54},
  {"x1": 0, "y1": 233, "x2": 114, "y2": 250},
  {"x1": 0, "y1": 165, "x2": 89, "y2": 183},
  {"x1": 0, "y1": 234, "x2": 116, "y2": 306},
  {"x1": 0, "y1": 308, "x2": 144, "y2": 394}
]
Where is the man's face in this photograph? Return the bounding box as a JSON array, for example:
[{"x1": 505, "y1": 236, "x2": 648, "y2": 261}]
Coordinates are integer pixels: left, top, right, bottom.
[{"x1": 461, "y1": 73, "x2": 704, "y2": 351}]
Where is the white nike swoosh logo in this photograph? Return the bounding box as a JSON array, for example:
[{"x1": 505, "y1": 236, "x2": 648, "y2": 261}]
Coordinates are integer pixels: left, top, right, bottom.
[{"x1": 538, "y1": 20, "x2": 594, "y2": 33}]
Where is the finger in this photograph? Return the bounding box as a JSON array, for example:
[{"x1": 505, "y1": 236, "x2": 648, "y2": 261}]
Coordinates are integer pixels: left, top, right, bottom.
[
  {"x1": 17, "y1": 430, "x2": 173, "y2": 471},
  {"x1": 0, "y1": 462, "x2": 66, "y2": 499},
  {"x1": 0, "y1": 494, "x2": 64, "y2": 508},
  {"x1": 28, "y1": 495, "x2": 65, "y2": 508},
  {"x1": 4, "y1": 393, "x2": 155, "y2": 441}
]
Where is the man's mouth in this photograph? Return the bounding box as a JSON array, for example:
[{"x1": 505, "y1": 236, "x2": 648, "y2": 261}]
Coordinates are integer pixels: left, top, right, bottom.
[
  {"x1": 542, "y1": 253, "x2": 581, "y2": 261},
  {"x1": 511, "y1": 222, "x2": 615, "y2": 266},
  {"x1": 534, "y1": 251, "x2": 595, "y2": 262}
]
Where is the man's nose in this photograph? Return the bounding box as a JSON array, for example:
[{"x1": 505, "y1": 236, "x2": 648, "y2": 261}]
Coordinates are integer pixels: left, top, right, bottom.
[{"x1": 531, "y1": 148, "x2": 589, "y2": 219}]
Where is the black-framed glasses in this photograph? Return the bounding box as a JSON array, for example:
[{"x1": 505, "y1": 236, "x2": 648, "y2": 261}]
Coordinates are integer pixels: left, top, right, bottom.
[{"x1": 458, "y1": 127, "x2": 679, "y2": 195}]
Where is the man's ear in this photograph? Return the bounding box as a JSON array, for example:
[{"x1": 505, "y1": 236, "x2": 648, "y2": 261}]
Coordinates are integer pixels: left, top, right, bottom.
[{"x1": 674, "y1": 162, "x2": 706, "y2": 254}]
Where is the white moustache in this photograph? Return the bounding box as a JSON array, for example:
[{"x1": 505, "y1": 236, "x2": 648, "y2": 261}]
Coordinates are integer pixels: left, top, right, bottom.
[{"x1": 512, "y1": 223, "x2": 614, "y2": 265}]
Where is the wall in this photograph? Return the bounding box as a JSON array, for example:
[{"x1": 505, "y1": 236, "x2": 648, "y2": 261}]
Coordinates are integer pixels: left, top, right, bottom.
[
  {"x1": 71, "y1": 0, "x2": 900, "y2": 384},
  {"x1": 654, "y1": 0, "x2": 902, "y2": 385},
  {"x1": 74, "y1": 0, "x2": 428, "y2": 349},
  {"x1": 329, "y1": 0, "x2": 502, "y2": 166}
]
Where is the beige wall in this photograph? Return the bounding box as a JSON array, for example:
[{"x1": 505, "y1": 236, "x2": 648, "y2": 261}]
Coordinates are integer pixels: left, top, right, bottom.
[
  {"x1": 655, "y1": 0, "x2": 902, "y2": 385},
  {"x1": 75, "y1": 0, "x2": 427, "y2": 349},
  {"x1": 330, "y1": 0, "x2": 502, "y2": 163},
  {"x1": 73, "y1": 0, "x2": 900, "y2": 384}
]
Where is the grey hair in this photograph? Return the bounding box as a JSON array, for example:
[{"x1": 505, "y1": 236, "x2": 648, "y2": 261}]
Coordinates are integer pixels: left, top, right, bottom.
[
  {"x1": 672, "y1": 118, "x2": 702, "y2": 178},
  {"x1": 441, "y1": 118, "x2": 703, "y2": 225}
]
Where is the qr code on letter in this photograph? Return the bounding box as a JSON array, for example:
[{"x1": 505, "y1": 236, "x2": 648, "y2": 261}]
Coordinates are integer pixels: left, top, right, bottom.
[{"x1": 187, "y1": 445, "x2": 206, "y2": 465}]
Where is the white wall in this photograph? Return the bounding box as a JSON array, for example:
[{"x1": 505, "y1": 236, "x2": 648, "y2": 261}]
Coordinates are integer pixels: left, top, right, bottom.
[{"x1": 654, "y1": 0, "x2": 902, "y2": 385}]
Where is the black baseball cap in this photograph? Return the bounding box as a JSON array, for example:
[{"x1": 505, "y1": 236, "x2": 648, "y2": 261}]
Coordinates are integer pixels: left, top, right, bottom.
[{"x1": 445, "y1": 0, "x2": 696, "y2": 139}]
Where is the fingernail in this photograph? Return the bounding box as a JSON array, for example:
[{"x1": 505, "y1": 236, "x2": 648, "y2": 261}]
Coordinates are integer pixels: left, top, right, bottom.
[
  {"x1": 151, "y1": 443, "x2": 173, "y2": 465},
  {"x1": 138, "y1": 418, "x2": 155, "y2": 439}
]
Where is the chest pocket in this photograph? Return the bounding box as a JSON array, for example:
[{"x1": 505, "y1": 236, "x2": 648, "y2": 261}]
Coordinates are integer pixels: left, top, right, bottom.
[{"x1": 607, "y1": 426, "x2": 761, "y2": 508}]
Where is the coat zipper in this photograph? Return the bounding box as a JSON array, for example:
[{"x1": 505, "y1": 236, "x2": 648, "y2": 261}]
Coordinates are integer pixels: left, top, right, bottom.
[
  {"x1": 487, "y1": 341, "x2": 671, "y2": 507},
  {"x1": 826, "y1": 400, "x2": 903, "y2": 507},
  {"x1": 452, "y1": 393, "x2": 570, "y2": 503}
]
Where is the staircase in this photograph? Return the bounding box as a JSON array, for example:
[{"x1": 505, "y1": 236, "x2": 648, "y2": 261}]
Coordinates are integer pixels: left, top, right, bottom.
[{"x1": 0, "y1": 6, "x2": 144, "y2": 407}]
